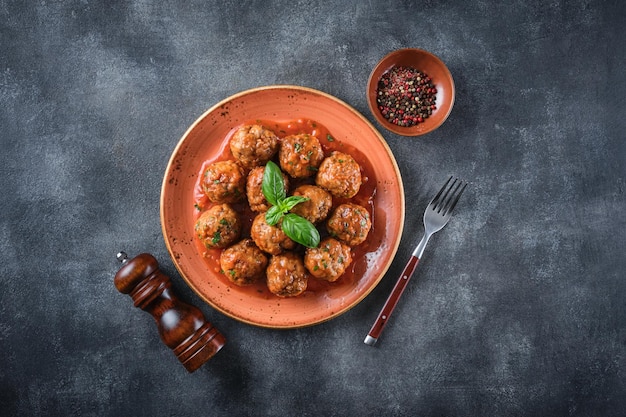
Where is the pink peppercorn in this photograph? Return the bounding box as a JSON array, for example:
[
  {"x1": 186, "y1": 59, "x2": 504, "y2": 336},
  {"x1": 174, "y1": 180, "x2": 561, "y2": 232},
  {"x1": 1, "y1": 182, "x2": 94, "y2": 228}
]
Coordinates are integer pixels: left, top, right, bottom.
[{"x1": 376, "y1": 66, "x2": 437, "y2": 127}]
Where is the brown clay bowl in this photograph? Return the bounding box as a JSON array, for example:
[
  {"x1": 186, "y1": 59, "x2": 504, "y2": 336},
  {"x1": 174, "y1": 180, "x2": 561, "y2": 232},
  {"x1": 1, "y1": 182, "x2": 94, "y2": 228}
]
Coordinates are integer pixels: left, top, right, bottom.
[
  {"x1": 367, "y1": 48, "x2": 455, "y2": 136},
  {"x1": 161, "y1": 85, "x2": 405, "y2": 328}
]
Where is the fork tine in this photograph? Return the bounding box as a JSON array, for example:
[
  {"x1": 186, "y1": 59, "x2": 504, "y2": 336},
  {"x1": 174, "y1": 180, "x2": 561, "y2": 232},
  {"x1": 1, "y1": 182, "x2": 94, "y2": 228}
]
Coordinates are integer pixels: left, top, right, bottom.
[
  {"x1": 442, "y1": 180, "x2": 467, "y2": 216},
  {"x1": 437, "y1": 178, "x2": 460, "y2": 214},
  {"x1": 430, "y1": 176, "x2": 452, "y2": 208},
  {"x1": 431, "y1": 177, "x2": 467, "y2": 216}
]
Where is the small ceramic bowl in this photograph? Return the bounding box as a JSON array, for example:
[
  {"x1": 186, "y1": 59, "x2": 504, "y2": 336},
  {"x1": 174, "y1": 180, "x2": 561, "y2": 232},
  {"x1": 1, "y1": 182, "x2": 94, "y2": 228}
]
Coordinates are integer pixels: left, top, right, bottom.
[{"x1": 367, "y1": 48, "x2": 455, "y2": 136}]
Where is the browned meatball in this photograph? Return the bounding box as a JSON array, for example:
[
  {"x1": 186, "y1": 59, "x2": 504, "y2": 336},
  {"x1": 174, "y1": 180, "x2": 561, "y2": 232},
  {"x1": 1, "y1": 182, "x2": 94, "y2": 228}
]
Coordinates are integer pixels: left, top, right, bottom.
[
  {"x1": 266, "y1": 252, "x2": 308, "y2": 297},
  {"x1": 326, "y1": 203, "x2": 372, "y2": 246},
  {"x1": 201, "y1": 160, "x2": 246, "y2": 203},
  {"x1": 315, "y1": 151, "x2": 362, "y2": 198},
  {"x1": 229, "y1": 124, "x2": 279, "y2": 168},
  {"x1": 219, "y1": 238, "x2": 268, "y2": 286},
  {"x1": 194, "y1": 204, "x2": 242, "y2": 249},
  {"x1": 304, "y1": 237, "x2": 352, "y2": 282},
  {"x1": 278, "y1": 133, "x2": 324, "y2": 178},
  {"x1": 250, "y1": 212, "x2": 296, "y2": 255},
  {"x1": 246, "y1": 165, "x2": 289, "y2": 212},
  {"x1": 290, "y1": 184, "x2": 332, "y2": 224}
]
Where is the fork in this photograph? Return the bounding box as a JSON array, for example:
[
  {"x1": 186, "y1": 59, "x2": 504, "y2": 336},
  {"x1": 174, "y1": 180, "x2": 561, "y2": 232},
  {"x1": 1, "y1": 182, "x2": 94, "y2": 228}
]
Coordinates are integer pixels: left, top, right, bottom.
[{"x1": 364, "y1": 176, "x2": 467, "y2": 346}]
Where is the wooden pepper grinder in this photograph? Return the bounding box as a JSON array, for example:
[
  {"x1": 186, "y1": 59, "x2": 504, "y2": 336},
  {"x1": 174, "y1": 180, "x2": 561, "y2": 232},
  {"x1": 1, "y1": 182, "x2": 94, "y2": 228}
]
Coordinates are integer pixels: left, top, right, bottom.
[{"x1": 114, "y1": 252, "x2": 225, "y2": 372}]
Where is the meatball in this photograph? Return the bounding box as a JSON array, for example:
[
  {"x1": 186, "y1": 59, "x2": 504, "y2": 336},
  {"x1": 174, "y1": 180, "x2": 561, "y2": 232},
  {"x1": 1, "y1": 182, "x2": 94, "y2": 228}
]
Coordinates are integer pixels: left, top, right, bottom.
[
  {"x1": 201, "y1": 160, "x2": 246, "y2": 204},
  {"x1": 194, "y1": 204, "x2": 242, "y2": 249},
  {"x1": 290, "y1": 184, "x2": 332, "y2": 224},
  {"x1": 246, "y1": 165, "x2": 289, "y2": 212},
  {"x1": 278, "y1": 133, "x2": 324, "y2": 178},
  {"x1": 266, "y1": 252, "x2": 308, "y2": 297},
  {"x1": 315, "y1": 151, "x2": 362, "y2": 198},
  {"x1": 229, "y1": 124, "x2": 279, "y2": 169},
  {"x1": 326, "y1": 203, "x2": 371, "y2": 246},
  {"x1": 250, "y1": 212, "x2": 296, "y2": 255},
  {"x1": 219, "y1": 238, "x2": 268, "y2": 286},
  {"x1": 304, "y1": 237, "x2": 352, "y2": 282}
]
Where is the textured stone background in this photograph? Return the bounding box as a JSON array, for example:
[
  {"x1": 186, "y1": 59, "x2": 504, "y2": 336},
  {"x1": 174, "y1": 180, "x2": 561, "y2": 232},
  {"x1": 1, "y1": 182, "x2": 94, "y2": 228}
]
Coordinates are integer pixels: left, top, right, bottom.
[{"x1": 1, "y1": 1, "x2": 625, "y2": 416}]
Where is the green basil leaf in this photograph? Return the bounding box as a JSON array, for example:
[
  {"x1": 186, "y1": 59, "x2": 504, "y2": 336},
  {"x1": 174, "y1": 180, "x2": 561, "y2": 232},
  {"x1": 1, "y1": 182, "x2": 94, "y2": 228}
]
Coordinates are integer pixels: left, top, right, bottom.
[
  {"x1": 265, "y1": 205, "x2": 284, "y2": 226},
  {"x1": 281, "y1": 195, "x2": 309, "y2": 211},
  {"x1": 281, "y1": 213, "x2": 320, "y2": 248},
  {"x1": 262, "y1": 161, "x2": 286, "y2": 206}
]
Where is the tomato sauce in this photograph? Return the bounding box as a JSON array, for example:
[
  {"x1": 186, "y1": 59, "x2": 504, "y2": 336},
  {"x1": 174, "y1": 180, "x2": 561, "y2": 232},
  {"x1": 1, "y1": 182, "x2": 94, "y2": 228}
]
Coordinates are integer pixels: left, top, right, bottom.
[{"x1": 192, "y1": 118, "x2": 383, "y2": 299}]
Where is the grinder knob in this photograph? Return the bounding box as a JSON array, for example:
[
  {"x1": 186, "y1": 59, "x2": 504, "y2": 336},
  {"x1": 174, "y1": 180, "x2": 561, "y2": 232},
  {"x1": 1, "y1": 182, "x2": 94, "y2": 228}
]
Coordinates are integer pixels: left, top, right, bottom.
[{"x1": 114, "y1": 252, "x2": 225, "y2": 372}]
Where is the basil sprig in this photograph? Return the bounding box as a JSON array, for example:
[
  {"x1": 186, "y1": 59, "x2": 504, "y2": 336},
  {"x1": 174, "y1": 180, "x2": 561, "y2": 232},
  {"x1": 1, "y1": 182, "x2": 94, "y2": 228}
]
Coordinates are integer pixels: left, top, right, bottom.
[
  {"x1": 261, "y1": 161, "x2": 286, "y2": 206},
  {"x1": 281, "y1": 213, "x2": 320, "y2": 248},
  {"x1": 262, "y1": 161, "x2": 320, "y2": 248}
]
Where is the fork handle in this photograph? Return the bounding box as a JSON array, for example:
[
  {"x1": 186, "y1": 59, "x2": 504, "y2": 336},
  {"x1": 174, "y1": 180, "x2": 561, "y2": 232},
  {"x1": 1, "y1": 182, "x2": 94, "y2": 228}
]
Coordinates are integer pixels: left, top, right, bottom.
[{"x1": 364, "y1": 255, "x2": 420, "y2": 346}]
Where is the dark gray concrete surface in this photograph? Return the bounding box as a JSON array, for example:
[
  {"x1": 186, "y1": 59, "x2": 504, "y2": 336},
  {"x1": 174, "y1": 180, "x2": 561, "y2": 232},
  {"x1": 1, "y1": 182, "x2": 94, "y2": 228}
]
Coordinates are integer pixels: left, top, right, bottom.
[{"x1": 1, "y1": 1, "x2": 625, "y2": 416}]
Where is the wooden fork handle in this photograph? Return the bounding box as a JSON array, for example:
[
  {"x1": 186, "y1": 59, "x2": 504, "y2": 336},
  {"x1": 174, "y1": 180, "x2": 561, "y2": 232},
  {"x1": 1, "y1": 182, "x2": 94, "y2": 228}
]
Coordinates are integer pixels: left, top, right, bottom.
[{"x1": 364, "y1": 255, "x2": 420, "y2": 346}]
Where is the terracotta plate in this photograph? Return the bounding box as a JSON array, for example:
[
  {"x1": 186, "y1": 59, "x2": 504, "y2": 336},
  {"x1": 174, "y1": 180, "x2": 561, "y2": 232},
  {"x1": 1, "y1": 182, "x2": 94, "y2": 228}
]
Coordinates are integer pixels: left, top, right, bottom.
[{"x1": 161, "y1": 85, "x2": 404, "y2": 328}]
